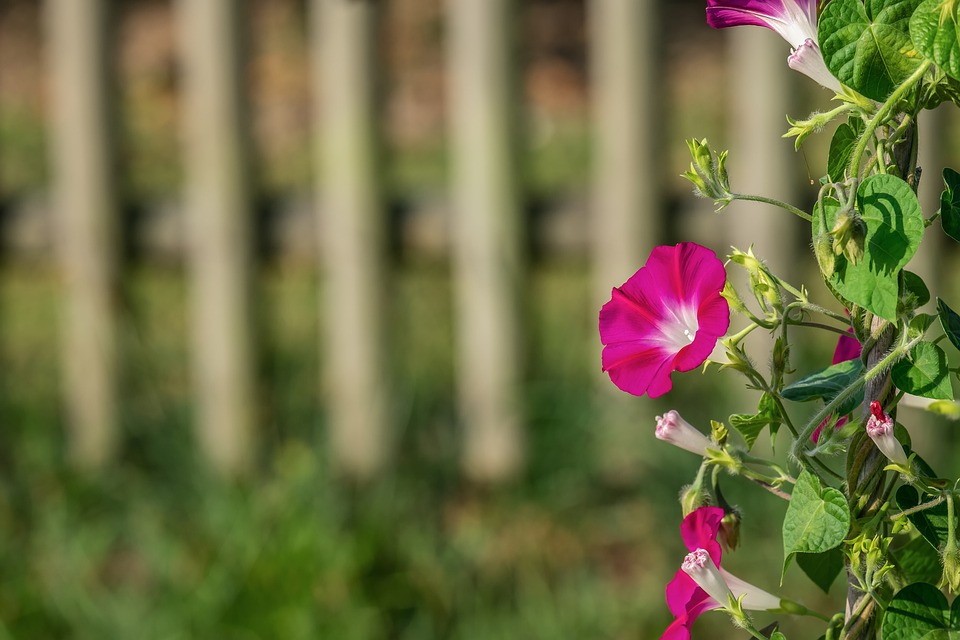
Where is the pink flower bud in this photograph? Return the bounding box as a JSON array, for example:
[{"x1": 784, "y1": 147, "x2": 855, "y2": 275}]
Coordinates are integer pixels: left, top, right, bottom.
[
  {"x1": 682, "y1": 548, "x2": 734, "y2": 608},
  {"x1": 655, "y1": 410, "x2": 714, "y2": 456},
  {"x1": 866, "y1": 401, "x2": 909, "y2": 467}
]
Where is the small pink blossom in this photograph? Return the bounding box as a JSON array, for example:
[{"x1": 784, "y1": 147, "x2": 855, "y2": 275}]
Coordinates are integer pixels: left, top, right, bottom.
[
  {"x1": 661, "y1": 507, "x2": 781, "y2": 640},
  {"x1": 866, "y1": 401, "x2": 909, "y2": 466},
  {"x1": 656, "y1": 410, "x2": 714, "y2": 456},
  {"x1": 599, "y1": 243, "x2": 729, "y2": 398}
]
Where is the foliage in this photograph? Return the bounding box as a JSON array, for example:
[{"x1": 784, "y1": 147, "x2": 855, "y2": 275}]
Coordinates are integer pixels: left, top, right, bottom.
[{"x1": 605, "y1": 0, "x2": 960, "y2": 637}]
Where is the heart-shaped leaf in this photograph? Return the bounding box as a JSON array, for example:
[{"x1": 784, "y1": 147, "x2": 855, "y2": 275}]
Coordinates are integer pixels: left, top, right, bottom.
[
  {"x1": 881, "y1": 582, "x2": 960, "y2": 639},
  {"x1": 797, "y1": 547, "x2": 844, "y2": 593},
  {"x1": 820, "y1": 0, "x2": 924, "y2": 101},
  {"x1": 891, "y1": 534, "x2": 944, "y2": 584},
  {"x1": 816, "y1": 174, "x2": 925, "y2": 321},
  {"x1": 939, "y1": 298, "x2": 960, "y2": 351},
  {"x1": 941, "y1": 168, "x2": 960, "y2": 242},
  {"x1": 782, "y1": 471, "x2": 851, "y2": 580},
  {"x1": 892, "y1": 341, "x2": 955, "y2": 400},
  {"x1": 911, "y1": 0, "x2": 960, "y2": 80}
]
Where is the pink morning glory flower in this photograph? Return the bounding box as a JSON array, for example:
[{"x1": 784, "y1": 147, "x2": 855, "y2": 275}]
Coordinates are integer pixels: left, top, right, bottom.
[
  {"x1": 811, "y1": 330, "x2": 861, "y2": 442},
  {"x1": 599, "y1": 243, "x2": 730, "y2": 398},
  {"x1": 866, "y1": 401, "x2": 909, "y2": 466},
  {"x1": 706, "y1": 0, "x2": 843, "y2": 92},
  {"x1": 662, "y1": 507, "x2": 781, "y2": 640}
]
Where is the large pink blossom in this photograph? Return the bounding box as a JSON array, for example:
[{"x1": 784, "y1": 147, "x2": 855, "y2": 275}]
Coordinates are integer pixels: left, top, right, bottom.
[
  {"x1": 662, "y1": 507, "x2": 781, "y2": 640},
  {"x1": 599, "y1": 243, "x2": 729, "y2": 398},
  {"x1": 705, "y1": 0, "x2": 843, "y2": 92}
]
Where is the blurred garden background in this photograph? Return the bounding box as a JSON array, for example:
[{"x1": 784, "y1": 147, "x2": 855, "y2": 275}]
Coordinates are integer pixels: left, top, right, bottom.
[{"x1": 3, "y1": 0, "x2": 960, "y2": 638}]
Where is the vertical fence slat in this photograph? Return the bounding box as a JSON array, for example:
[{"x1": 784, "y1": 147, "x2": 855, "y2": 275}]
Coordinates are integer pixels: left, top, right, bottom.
[
  {"x1": 587, "y1": 0, "x2": 661, "y2": 475},
  {"x1": 46, "y1": 0, "x2": 119, "y2": 469},
  {"x1": 177, "y1": 0, "x2": 256, "y2": 476},
  {"x1": 313, "y1": 0, "x2": 388, "y2": 479},
  {"x1": 589, "y1": 0, "x2": 660, "y2": 302},
  {"x1": 728, "y1": 29, "x2": 800, "y2": 276},
  {"x1": 449, "y1": 0, "x2": 524, "y2": 482}
]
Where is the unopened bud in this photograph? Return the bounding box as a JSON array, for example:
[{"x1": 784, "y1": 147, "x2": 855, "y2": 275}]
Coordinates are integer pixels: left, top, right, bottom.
[
  {"x1": 719, "y1": 509, "x2": 742, "y2": 551},
  {"x1": 831, "y1": 210, "x2": 867, "y2": 265},
  {"x1": 655, "y1": 410, "x2": 714, "y2": 456},
  {"x1": 865, "y1": 401, "x2": 909, "y2": 467}
]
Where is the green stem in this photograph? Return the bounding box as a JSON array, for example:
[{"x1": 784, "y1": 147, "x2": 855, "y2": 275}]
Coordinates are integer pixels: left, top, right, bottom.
[
  {"x1": 890, "y1": 494, "x2": 946, "y2": 520},
  {"x1": 794, "y1": 329, "x2": 922, "y2": 459},
  {"x1": 851, "y1": 60, "x2": 932, "y2": 180},
  {"x1": 730, "y1": 193, "x2": 812, "y2": 221}
]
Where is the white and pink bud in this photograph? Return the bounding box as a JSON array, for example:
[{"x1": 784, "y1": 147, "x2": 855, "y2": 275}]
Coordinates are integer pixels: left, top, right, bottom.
[
  {"x1": 866, "y1": 401, "x2": 909, "y2": 467},
  {"x1": 681, "y1": 548, "x2": 783, "y2": 612},
  {"x1": 656, "y1": 410, "x2": 714, "y2": 456},
  {"x1": 682, "y1": 548, "x2": 734, "y2": 608}
]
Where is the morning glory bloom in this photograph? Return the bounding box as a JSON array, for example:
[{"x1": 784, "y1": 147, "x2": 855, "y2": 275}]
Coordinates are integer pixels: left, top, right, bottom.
[
  {"x1": 662, "y1": 507, "x2": 782, "y2": 640},
  {"x1": 599, "y1": 243, "x2": 730, "y2": 398},
  {"x1": 706, "y1": 0, "x2": 843, "y2": 92}
]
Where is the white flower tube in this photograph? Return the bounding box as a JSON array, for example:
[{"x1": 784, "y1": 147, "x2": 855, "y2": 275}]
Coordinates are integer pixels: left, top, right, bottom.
[{"x1": 656, "y1": 410, "x2": 714, "y2": 456}]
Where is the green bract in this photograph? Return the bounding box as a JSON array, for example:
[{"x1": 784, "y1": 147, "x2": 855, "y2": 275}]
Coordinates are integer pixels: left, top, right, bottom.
[{"x1": 820, "y1": 0, "x2": 924, "y2": 101}]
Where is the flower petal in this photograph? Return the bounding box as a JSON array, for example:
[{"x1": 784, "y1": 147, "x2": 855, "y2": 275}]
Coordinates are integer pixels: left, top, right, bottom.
[
  {"x1": 600, "y1": 340, "x2": 674, "y2": 397},
  {"x1": 706, "y1": 0, "x2": 818, "y2": 48},
  {"x1": 832, "y1": 330, "x2": 860, "y2": 365},
  {"x1": 680, "y1": 506, "x2": 725, "y2": 556},
  {"x1": 663, "y1": 571, "x2": 722, "y2": 638}
]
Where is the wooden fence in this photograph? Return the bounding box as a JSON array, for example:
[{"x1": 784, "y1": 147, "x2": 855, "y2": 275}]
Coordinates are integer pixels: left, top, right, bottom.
[{"x1": 24, "y1": 0, "x2": 951, "y2": 481}]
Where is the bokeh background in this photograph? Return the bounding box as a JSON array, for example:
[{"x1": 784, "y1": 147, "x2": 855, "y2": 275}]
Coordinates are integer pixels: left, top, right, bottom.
[{"x1": 2, "y1": 0, "x2": 960, "y2": 638}]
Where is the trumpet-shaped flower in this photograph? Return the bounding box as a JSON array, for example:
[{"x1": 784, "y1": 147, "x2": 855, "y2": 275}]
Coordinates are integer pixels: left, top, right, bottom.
[
  {"x1": 705, "y1": 0, "x2": 843, "y2": 92},
  {"x1": 662, "y1": 507, "x2": 782, "y2": 640},
  {"x1": 599, "y1": 243, "x2": 729, "y2": 398},
  {"x1": 656, "y1": 410, "x2": 714, "y2": 456},
  {"x1": 866, "y1": 401, "x2": 909, "y2": 466}
]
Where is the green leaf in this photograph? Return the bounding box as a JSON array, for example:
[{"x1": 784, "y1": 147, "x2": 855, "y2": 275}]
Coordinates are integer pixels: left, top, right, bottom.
[
  {"x1": 797, "y1": 548, "x2": 844, "y2": 593},
  {"x1": 816, "y1": 174, "x2": 925, "y2": 321},
  {"x1": 903, "y1": 270, "x2": 931, "y2": 309},
  {"x1": 941, "y1": 168, "x2": 960, "y2": 242},
  {"x1": 892, "y1": 341, "x2": 955, "y2": 400},
  {"x1": 939, "y1": 297, "x2": 960, "y2": 351},
  {"x1": 820, "y1": 0, "x2": 925, "y2": 101},
  {"x1": 911, "y1": 0, "x2": 960, "y2": 80},
  {"x1": 827, "y1": 119, "x2": 864, "y2": 182},
  {"x1": 782, "y1": 359, "x2": 865, "y2": 417},
  {"x1": 891, "y1": 534, "x2": 944, "y2": 584},
  {"x1": 782, "y1": 471, "x2": 851, "y2": 581},
  {"x1": 730, "y1": 393, "x2": 782, "y2": 450},
  {"x1": 896, "y1": 485, "x2": 952, "y2": 549},
  {"x1": 881, "y1": 582, "x2": 958, "y2": 640}
]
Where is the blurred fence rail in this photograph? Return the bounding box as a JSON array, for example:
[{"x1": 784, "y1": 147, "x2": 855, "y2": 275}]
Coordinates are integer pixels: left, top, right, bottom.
[{"x1": 7, "y1": 0, "x2": 945, "y2": 482}]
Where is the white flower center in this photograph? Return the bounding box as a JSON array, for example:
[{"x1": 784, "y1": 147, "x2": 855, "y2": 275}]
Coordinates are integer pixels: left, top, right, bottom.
[{"x1": 657, "y1": 304, "x2": 699, "y2": 352}]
